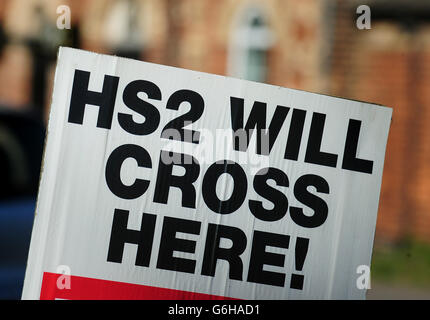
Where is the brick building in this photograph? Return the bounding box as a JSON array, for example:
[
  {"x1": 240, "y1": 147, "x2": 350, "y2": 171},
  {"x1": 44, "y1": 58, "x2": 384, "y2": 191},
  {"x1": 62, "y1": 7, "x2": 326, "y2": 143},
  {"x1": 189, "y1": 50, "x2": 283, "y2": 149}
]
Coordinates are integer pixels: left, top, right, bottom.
[{"x1": 0, "y1": 0, "x2": 429, "y2": 244}]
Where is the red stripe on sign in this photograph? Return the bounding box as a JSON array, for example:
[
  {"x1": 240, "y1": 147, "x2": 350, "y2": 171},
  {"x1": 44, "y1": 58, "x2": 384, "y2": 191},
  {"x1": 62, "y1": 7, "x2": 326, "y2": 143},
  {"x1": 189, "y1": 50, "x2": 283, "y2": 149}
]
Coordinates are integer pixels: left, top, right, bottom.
[{"x1": 40, "y1": 272, "x2": 238, "y2": 300}]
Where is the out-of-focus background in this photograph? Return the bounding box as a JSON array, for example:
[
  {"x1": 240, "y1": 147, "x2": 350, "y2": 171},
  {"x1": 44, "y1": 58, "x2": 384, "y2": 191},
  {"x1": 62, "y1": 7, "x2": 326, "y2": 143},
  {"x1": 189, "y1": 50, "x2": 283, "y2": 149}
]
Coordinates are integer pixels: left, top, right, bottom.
[{"x1": 0, "y1": 0, "x2": 429, "y2": 300}]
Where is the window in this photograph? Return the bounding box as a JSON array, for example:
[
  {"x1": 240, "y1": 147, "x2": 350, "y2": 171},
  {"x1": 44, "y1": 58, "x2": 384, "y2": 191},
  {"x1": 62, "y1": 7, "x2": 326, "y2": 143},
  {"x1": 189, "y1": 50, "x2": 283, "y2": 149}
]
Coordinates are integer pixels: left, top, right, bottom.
[
  {"x1": 103, "y1": 0, "x2": 143, "y2": 60},
  {"x1": 228, "y1": 6, "x2": 274, "y2": 83}
]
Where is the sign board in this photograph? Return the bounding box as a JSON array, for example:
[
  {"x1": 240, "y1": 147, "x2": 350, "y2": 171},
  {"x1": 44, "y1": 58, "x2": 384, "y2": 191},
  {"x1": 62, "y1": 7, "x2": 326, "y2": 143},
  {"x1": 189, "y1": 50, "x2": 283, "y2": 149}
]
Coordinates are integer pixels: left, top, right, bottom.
[{"x1": 22, "y1": 47, "x2": 392, "y2": 300}]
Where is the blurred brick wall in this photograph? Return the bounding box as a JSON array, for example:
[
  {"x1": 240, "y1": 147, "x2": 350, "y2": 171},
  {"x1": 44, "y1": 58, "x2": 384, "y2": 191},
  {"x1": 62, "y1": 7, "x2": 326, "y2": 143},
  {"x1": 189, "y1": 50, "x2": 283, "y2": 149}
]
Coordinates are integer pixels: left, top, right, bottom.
[{"x1": 329, "y1": 1, "x2": 430, "y2": 244}]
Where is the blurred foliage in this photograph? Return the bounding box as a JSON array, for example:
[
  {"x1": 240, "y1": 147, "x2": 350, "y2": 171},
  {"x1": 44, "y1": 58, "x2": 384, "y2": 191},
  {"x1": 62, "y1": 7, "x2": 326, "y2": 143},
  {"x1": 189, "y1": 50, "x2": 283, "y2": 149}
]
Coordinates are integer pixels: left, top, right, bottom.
[{"x1": 371, "y1": 238, "x2": 430, "y2": 288}]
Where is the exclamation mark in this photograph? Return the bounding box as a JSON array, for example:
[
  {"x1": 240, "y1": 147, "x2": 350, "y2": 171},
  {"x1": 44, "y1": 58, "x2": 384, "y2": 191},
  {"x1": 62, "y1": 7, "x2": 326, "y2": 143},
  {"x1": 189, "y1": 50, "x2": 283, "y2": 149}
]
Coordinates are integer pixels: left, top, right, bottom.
[{"x1": 290, "y1": 237, "x2": 309, "y2": 290}]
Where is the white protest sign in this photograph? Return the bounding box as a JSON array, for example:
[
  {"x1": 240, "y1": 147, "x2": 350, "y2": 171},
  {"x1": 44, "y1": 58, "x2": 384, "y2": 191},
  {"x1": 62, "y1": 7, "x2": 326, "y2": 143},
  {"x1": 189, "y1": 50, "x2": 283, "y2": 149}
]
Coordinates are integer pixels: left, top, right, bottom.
[{"x1": 22, "y1": 47, "x2": 392, "y2": 300}]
